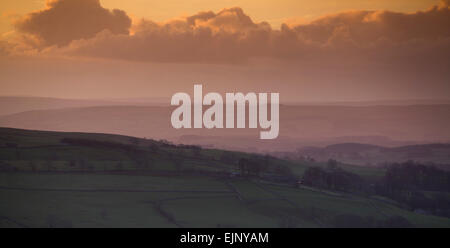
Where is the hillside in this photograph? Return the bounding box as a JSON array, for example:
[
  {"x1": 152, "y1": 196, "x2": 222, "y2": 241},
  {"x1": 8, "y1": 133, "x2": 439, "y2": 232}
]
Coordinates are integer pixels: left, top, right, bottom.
[
  {"x1": 0, "y1": 128, "x2": 449, "y2": 228},
  {"x1": 0, "y1": 127, "x2": 305, "y2": 178},
  {"x1": 295, "y1": 143, "x2": 450, "y2": 167}
]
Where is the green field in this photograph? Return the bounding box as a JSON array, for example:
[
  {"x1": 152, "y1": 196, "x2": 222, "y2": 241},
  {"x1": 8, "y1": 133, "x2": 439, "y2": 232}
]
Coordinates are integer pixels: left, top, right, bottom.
[
  {"x1": 1, "y1": 173, "x2": 449, "y2": 227},
  {"x1": 0, "y1": 128, "x2": 449, "y2": 228}
]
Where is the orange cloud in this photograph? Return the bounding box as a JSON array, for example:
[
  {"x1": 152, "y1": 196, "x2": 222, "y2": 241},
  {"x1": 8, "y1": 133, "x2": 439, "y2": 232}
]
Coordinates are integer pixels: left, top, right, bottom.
[
  {"x1": 292, "y1": 3, "x2": 450, "y2": 46},
  {"x1": 3, "y1": 0, "x2": 450, "y2": 65},
  {"x1": 51, "y1": 7, "x2": 274, "y2": 63},
  {"x1": 14, "y1": 0, "x2": 131, "y2": 47},
  {"x1": 0, "y1": 40, "x2": 11, "y2": 56}
]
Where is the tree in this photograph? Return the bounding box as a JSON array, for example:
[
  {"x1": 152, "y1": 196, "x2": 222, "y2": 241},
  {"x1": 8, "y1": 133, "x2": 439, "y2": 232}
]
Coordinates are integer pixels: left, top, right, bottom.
[
  {"x1": 327, "y1": 159, "x2": 338, "y2": 170},
  {"x1": 172, "y1": 157, "x2": 183, "y2": 173},
  {"x1": 29, "y1": 160, "x2": 37, "y2": 173},
  {"x1": 220, "y1": 152, "x2": 237, "y2": 164},
  {"x1": 69, "y1": 160, "x2": 76, "y2": 167},
  {"x1": 238, "y1": 158, "x2": 249, "y2": 176},
  {"x1": 238, "y1": 158, "x2": 266, "y2": 178},
  {"x1": 149, "y1": 143, "x2": 159, "y2": 153},
  {"x1": 45, "y1": 160, "x2": 54, "y2": 172},
  {"x1": 129, "y1": 137, "x2": 140, "y2": 146},
  {"x1": 192, "y1": 146, "x2": 202, "y2": 158},
  {"x1": 115, "y1": 161, "x2": 123, "y2": 171},
  {"x1": 5, "y1": 142, "x2": 17, "y2": 148},
  {"x1": 302, "y1": 166, "x2": 363, "y2": 192},
  {"x1": 78, "y1": 159, "x2": 87, "y2": 172}
]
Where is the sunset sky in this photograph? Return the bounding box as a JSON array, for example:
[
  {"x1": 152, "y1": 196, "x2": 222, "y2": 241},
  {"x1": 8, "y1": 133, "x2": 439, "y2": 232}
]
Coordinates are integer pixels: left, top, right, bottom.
[
  {"x1": 1, "y1": 0, "x2": 441, "y2": 34},
  {"x1": 0, "y1": 0, "x2": 449, "y2": 102}
]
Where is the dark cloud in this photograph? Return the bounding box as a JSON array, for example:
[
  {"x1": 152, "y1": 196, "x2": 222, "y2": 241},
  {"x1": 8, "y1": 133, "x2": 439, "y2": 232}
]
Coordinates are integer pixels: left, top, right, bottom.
[
  {"x1": 5, "y1": 0, "x2": 450, "y2": 65},
  {"x1": 54, "y1": 7, "x2": 273, "y2": 63},
  {"x1": 14, "y1": 0, "x2": 131, "y2": 47}
]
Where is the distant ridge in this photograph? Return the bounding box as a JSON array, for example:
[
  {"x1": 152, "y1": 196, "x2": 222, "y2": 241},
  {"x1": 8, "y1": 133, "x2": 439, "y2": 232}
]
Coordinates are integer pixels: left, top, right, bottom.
[
  {"x1": 0, "y1": 96, "x2": 165, "y2": 116},
  {"x1": 1, "y1": 104, "x2": 450, "y2": 152},
  {"x1": 295, "y1": 142, "x2": 450, "y2": 167},
  {"x1": 283, "y1": 99, "x2": 450, "y2": 106}
]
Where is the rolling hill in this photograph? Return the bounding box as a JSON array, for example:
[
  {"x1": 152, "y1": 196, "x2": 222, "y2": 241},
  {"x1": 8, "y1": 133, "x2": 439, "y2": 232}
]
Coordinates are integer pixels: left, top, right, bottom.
[{"x1": 0, "y1": 127, "x2": 449, "y2": 228}]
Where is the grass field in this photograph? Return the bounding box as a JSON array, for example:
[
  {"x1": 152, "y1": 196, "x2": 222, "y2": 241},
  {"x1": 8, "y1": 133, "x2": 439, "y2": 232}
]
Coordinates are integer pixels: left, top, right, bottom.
[
  {"x1": 1, "y1": 173, "x2": 449, "y2": 228},
  {"x1": 0, "y1": 128, "x2": 449, "y2": 228}
]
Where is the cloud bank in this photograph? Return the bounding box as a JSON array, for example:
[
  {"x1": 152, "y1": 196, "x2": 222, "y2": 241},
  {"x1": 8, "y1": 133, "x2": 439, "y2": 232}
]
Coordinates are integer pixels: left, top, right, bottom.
[
  {"x1": 13, "y1": 0, "x2": 131, "y2": 47},
  {"x1": 2, "y1": 0, "x2": 450, "y2": 64}
]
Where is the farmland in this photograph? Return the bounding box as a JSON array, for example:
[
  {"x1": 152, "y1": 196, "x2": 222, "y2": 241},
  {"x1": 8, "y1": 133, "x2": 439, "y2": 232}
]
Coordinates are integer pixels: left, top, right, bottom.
[{"x1": 0, "y1": 128, "x2": 449, "y2": 227}]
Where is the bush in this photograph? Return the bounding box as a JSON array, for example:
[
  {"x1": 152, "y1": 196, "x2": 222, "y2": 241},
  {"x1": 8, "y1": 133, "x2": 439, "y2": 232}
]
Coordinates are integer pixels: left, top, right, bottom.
[{"x1": 302, "y1": 166, "x2": 363, "y2": 192}]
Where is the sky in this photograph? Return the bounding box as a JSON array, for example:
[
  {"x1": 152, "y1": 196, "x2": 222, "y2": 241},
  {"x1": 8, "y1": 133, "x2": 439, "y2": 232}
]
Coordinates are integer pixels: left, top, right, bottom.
[
  {"x1": 101, "y1": 0, "x2": 440, "y2": 26},
  {"x1": 0, "y1": 0, "x2": 449, "y2": 102},
  {"x1": 0, "y1": 0, "x2": 440, "y2": 34}
]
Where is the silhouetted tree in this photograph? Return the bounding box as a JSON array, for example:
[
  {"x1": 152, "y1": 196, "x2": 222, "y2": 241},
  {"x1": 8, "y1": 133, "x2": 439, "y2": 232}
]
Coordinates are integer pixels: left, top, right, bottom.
[
  {"x1": 238, "y1": 158, "x2": 267, "y2": 178},
  {"x1": 327, "y1": 159, "x2": 338, "y2": 170},
  {"x1": 45, "y1": 160, "x2": 54, "y2": 172},
  {"x1": 69, "y1": 160, "x2": 76, "y2": 167},
  {"x1": 302, "y1": 166, "x2": 363, "y2": 192},
  {"x1": 149, "y1": 143, "x2": 159, "y2": 153},
  {"x1": 192, "y1": 146, "x2": 202, "y2": 158},
  {"x1": 172, "y1": 157, "x2": 183, "y2": 173},
  {"x1": 129, "y1": 137, "x2": 140, "y2": 146},
  {"x1": 115, "y1": 161, "x2": 123, "y2": 171},
  {"x1": 29, "y1": 160, "x2": 37, "y2": 173}
]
